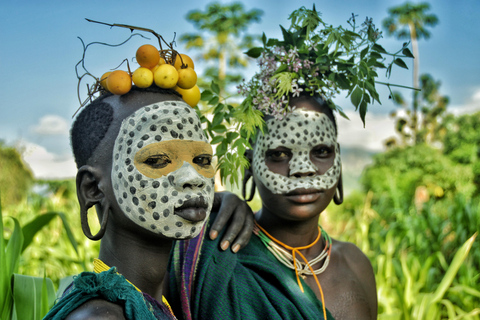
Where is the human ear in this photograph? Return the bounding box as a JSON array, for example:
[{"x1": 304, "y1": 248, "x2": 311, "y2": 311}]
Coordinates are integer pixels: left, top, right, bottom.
[{"x1": 76, "y1": 165, "x2": 110, "y2": 240}]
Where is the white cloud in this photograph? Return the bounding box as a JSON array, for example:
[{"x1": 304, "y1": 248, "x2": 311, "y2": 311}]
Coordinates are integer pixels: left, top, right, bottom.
[
  {"x1": 336, "y1": 87, "x2": 480, "y2": 152},
  {"x1": 32, "y1": 115, "x2": 70, "y2": 135},
  {"x1": 337, "y1": 111, "x2": 395, "y2": 152},
  {"x1": 473, "y1": 89, "x2": 480, "y2": 102},
  {"x1": 20, "y1": 141, "x2": 76, "y2": 179},
  {"x1": 451, "y1": 87, "x2": 480, "y2": 115}
]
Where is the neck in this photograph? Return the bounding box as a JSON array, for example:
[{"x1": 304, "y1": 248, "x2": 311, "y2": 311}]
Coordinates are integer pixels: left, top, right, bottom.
[
  {"x1": 255, "y1": 208, "x2": 324, "y2": 255},
  {"x1": 98, "y1": 227, "x2": 174, "y2": 301}
]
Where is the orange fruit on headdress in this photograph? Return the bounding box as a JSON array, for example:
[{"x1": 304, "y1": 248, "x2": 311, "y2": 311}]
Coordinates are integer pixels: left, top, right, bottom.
[
  {"x1": 136, "y1": 44, "x2": 160, "y2": 69},
  {"x1": 99, "y1": 72, "x2": 112, "y2": 91},
  {"x1": 174, "y1": 53, "x2": 195, "y2": 70},
  {"x1": 106, "y1": 70, "x2": 132, "y2": 95}
]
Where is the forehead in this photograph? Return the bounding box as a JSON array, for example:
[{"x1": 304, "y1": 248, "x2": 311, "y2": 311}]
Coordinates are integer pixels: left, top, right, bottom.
[
  {"x1": 261, "y1": 109, "x2": 336, "y2": 148},
  {"x1": 117, "y1": 101, "x2": 207, "y2": 143}
]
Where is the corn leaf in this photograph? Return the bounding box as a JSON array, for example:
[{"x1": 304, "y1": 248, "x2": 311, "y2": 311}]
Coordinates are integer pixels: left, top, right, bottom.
[
  {"x1": 0, "y1": 202, "x2": 14, "y2": 320},
  {"x1": 12, "y1": 274, "x2": 56, "y2": 320},
  {"x1": 22, "y1": 212, "x2": 79, "y2": 255},
  {"x1": 21, "y1": 213, "x2": 57, "y2": 253},
  {"x1": 430, "y1": 233, "x2": 477, "y2": 304},
  {"x1": 5, "y1": 217, "x2": 23, "y2": 277}
]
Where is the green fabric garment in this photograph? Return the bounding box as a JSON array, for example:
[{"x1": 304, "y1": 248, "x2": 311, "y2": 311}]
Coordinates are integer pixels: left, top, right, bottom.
[
  {"x1": 169, "y1": 212, "x2": 335, "y2": 320},
  {"x1": 43, "y1": 267, "x2": 174, "y2": 320}
]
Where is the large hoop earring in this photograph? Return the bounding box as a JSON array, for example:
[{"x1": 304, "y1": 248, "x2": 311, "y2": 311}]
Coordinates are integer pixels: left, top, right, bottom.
[
  {"x1": 242, "y1": 172, "x2": 256, "y2": 202},
  {"x1": 81, "y1": 204, "x2": 109, "y2": 241},
  {"x1": 333, "y1": 175, "x2": 343, "y2": 205}
]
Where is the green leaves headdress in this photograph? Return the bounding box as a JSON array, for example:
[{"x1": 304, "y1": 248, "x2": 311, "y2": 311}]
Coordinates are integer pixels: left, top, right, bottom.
[{"x1": 204, "y1": 5, "x2": 414, "y2": 187}]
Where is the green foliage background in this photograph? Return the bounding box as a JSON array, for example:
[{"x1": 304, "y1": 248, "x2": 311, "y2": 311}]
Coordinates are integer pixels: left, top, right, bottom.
[
  {"x1": 330, "y1": 111, "x2": 480, "y2": 319},
  {"x1": 0, "y1": 141, "x2": 34, "y2": 207},
  {"x1": 2, "y1": 179, "x2": 100, "y2": 285}
]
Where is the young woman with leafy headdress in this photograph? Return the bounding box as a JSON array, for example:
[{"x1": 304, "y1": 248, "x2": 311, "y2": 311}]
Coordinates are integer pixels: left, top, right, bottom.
[{"x1": 168, "y1": 6, "x2": 413, "y2": 320}]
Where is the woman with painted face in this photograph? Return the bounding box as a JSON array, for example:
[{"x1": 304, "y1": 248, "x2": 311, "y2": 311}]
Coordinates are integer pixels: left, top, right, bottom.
[
  {"x1": 164, "y1": 5, "x2": 417, "y2": 320},
  {"x1": 43, "y1": 86, "x2": 253, "y2": 320},
  {"x1": 245, "y1": 94, "x2": 377, "y2": 319}
]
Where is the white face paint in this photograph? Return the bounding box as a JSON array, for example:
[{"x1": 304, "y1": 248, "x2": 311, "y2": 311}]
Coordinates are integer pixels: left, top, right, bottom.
[
  {"x1": 253, "y1": 109, "x2": 341, "y2": 194},
  {"x1": 111, "y1": 101, "x2": 215, "y2": 239}
]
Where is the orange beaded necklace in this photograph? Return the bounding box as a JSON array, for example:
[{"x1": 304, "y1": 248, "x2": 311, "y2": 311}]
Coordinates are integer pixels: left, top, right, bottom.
[{"x1": 253, "y1": 221, "x2": 332, "y2": 320}]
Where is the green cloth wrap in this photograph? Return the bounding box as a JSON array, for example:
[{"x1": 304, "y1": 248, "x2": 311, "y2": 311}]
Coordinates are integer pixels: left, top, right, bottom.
[
  {"x1": 43, "y1": 267, "x2": 168, "y2": 319},
  {"x1": 169, "y1": 211, "x2": 335, "y2": 319}
]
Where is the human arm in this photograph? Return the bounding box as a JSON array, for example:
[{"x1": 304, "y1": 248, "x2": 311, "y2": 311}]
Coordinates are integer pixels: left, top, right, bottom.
[{"x1": 209, "y1": 191, "x2": 254, "y2": 253}]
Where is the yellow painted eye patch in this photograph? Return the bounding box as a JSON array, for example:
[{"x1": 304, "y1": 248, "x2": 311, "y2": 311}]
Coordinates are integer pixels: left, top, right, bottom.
[{"x1": 134, "y1": 140, "x2": 215, "y2": 179}]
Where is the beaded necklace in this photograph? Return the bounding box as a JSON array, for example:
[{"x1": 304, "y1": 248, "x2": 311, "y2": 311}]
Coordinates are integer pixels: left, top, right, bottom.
[{"x1": 253, "y1": 222, "x2": 332, "y2": 320}]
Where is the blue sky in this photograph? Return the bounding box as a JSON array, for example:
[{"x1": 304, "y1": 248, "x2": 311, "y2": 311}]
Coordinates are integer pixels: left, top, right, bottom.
[{"x1": 1, "y1": 0, "x2": 479, "y2": 179}]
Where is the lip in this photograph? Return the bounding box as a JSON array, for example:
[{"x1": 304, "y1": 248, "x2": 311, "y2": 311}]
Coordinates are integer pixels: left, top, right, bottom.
[
  {"x1": 285, "y1": 188, "x2": 323, "y2": 203},
  {"x1": 174, "y1": 196, "x2": 209, "y2": 222}
]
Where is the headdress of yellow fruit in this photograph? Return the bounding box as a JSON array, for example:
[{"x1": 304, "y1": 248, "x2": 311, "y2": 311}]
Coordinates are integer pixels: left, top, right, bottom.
[{"x1": 97, "y1": 46, "x2": 198, "y2": 95}]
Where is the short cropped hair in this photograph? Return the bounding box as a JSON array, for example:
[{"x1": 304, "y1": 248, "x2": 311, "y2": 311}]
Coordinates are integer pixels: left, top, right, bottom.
[{"x1": 71, "y1": 86, "x2": 181, "y2": 168}]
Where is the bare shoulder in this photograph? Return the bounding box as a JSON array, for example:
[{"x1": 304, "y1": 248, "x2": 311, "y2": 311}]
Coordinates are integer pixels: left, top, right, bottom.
[
  {"x1": 330, "y1": 238, "x2": 377, "y2": 318},
  {"x1": 332, "y1": 239, "x2": 373, "y2": 275},
  {"x1": 65, "y1": 298, "x2": 126, "y2": 320}
]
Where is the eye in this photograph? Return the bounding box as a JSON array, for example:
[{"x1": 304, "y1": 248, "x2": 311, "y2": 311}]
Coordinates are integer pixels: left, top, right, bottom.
[
  {"x1": 193, "y1": 154, "x2": 212, "y2": 166},
  {"x1": 266, "y1": 149, "x2": 292, "y2": 162},
  {"x1": 312, "y1": 146, "x2": 333, "y2": 158},
  {"x1": 144, "y1": 155, "x2": 171, "y2": 168}
]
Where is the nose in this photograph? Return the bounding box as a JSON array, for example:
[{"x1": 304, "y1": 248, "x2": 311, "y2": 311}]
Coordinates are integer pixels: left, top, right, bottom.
[
  {"x1": 289, "y1": 152, "x2": 317, "y2": 178},
  {"x1": 172, "y1": 162, "x2": 205, "y2": 189}
]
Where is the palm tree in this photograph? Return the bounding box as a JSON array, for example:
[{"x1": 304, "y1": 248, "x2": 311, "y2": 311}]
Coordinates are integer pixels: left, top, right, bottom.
[
  {"x1": 382, "y1": 2, "x2": 438, "y2": 144},
  {"x1": 181, "y1": 2, "x2": 263, "y2": 97}
]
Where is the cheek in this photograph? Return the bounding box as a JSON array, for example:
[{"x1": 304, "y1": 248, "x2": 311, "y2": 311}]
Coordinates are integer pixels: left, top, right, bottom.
[
  {"x1": 312, "y1": 157, "x2": 335, "y2": 175},
  {"x1": 264, "y1": 160, "x2": 289, "y2": 175},
  {"x1": 252, "y1": 174, "x2": 275, "y2": 202}
]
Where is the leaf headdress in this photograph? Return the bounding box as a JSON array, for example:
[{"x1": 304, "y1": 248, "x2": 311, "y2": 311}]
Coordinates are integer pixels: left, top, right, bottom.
[{"x1": 205, "y1": 5, "x2": 415, "y2": 186}]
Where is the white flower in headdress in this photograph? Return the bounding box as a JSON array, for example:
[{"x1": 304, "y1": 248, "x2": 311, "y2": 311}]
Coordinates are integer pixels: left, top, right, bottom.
[{"x1": 291, "y1": 79, "x2": 303, "y2": 97}]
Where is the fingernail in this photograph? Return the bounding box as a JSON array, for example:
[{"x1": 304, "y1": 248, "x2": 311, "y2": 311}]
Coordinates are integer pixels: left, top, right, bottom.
[
  {"x1": 210, "y1": 230, "x2": 218, "y2": 240},
  {"x1": 221, "y1": 241, "x2": 229, "y2": 251},
  {"x1": 232, "y1": 244, "x2": 240, "y2": 253}
]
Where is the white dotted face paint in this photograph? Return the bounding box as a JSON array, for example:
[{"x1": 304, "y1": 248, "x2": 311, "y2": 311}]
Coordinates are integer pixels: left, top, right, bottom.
[
  {"x1": 253, "y1": 109, "x2": 341, "y2": 194},
  {"x1": 111, "y1": 101, "x2": 215, "y2": 239}
]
